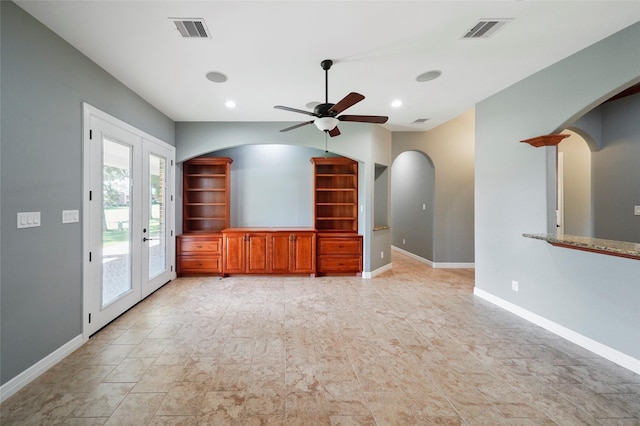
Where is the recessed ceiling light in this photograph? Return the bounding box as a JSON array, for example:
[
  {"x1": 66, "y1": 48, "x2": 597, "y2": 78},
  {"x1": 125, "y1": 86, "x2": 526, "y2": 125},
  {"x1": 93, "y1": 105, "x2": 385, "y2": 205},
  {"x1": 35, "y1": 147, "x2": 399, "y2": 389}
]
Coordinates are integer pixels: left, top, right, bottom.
[
  {"x1": 391, "y1": 100, "x2": 403, "y2": 108},
  {"x1": 225, "y1": 100, "x2": 236, "y2": 108},
  {"x1": 206, "y1": 71, "x2": 228, "y2": 83},
  {"x1": 416, "y1": 70, "x2": 442, "y2": 82}
]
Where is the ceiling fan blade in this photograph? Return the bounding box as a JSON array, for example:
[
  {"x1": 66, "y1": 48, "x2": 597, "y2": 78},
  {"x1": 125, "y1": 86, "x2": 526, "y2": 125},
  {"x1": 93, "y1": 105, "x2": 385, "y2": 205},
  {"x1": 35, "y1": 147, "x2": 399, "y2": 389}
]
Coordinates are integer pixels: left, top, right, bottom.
[
  {"x1": 328, "y1": 126, "x2": 341, "y2": 137},
  {"x1": 338, "y1": 114, "x2": 389, "y2": 124},
  {"x1": 279, "y1": 121, "x2": 314, "y2": 132},
  {"x1": 328, "y1": 92, "x2": 365, "y2": 114},
  {"x1": 274, "y1": 105, "x2": 315, "y2": 116}
]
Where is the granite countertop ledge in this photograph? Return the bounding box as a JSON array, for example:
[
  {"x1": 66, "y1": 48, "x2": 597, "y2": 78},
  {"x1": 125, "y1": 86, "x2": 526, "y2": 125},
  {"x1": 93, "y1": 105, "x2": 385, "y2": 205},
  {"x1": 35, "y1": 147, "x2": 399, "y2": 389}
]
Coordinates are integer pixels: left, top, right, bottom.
[{"x1": 523, "y1": 233, "x2": 640, "y2": 260}]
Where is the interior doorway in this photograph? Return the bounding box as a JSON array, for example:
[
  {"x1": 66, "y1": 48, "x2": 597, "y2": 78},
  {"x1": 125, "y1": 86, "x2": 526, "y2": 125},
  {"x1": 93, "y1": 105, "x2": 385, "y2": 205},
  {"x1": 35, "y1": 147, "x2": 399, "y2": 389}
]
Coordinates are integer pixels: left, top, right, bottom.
[{"x1": 390, "y1": 150, "x2": 435, "y2": 262}]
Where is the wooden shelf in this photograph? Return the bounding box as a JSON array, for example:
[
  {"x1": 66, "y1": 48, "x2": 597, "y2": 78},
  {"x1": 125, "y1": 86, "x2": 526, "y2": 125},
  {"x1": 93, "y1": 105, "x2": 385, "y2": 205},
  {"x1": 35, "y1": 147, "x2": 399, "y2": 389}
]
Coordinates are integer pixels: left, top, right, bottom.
[
  {"x1": 521, "y1": 134, "x2": 570, "y2": 148},
  {"x1": 311, "y1": 157, "x2": 358, "y2": 234},
  {"x1": 182, "y1": 157, "x2": 232, "y2": 234}
]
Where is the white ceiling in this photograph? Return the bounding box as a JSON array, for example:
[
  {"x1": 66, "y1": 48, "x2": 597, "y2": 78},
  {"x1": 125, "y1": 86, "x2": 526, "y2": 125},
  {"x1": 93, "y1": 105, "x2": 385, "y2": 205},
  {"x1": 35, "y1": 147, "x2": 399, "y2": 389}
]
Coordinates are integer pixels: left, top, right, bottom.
[{"x1": 15, "y1": 1, "x2": 640, "y2": 132}]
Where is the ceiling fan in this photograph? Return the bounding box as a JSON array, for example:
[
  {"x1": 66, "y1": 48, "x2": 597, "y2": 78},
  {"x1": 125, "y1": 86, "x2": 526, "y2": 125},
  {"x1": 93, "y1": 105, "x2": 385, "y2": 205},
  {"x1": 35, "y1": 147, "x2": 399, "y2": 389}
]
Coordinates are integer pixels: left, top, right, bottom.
[{"x1": 274, "y1": 59, "x2": 388, "y2": 137}]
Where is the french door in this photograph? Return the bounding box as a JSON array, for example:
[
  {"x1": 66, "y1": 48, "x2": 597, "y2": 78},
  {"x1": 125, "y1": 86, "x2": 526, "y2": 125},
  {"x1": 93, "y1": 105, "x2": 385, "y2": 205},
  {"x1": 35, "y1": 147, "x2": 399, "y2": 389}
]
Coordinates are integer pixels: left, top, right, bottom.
[{"x1": 83, "y1": 104, "x2": 175, "y2": 337}]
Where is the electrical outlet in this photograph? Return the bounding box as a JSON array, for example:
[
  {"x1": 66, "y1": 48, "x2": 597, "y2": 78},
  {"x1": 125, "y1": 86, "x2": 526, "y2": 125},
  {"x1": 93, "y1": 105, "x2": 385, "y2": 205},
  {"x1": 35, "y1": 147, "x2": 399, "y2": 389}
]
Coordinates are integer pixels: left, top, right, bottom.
[
  {"x1": 511, "y1": 280, "x2": 519, "y2": 292},
  {"x1": 635, "y1": 206, "x2": 640, "y2": 216},
  {"x1": 381, "y1": 251, "x2": 384, "y2": 259},
  {"x1": 402, "y1": 238, "x2": 406, "y2": 245}
]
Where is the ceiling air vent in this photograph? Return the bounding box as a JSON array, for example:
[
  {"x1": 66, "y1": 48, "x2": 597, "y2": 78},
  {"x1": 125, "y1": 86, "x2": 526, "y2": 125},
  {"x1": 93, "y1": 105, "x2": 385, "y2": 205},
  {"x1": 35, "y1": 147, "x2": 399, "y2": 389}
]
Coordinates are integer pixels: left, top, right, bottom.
[
  {"x1": 462, "y1": 19, "x2": 511, "y2": 39},
  {"x1": 413, "y1": 118, "x2": 430, "y2": 123},
  {"x1": 171, "y1": 18, "x2": 210, "y2": 38}
]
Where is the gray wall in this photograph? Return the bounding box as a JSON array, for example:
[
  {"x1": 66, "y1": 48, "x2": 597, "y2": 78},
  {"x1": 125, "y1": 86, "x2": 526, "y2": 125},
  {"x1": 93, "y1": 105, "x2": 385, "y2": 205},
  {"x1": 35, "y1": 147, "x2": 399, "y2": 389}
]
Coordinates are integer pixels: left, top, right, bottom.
[
  {"x1": 391, "y1": 110, "x2": 475, "y2": 264},
  {"x1": 203, "y1": 145, "x2": 330, "y2": 228},
  {"x1": 391, "y1": 151, "x2": 435, "y2": 261},
  {"x1": 0, "y1": 2, "x2": 174, "y2": 385},
  {"x1": 475, "y1": 22, "x2": 640, "y2": 362},
  {"x1": 592, "y1": 93, "x2": 640, "y2": 243}
]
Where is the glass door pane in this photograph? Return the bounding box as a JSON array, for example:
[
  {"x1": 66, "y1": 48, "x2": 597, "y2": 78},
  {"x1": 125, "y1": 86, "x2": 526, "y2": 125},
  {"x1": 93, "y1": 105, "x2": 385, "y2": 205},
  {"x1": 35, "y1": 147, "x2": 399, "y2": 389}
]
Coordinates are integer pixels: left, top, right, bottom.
[
  {"x1": 148, "y1": 153, "x2": 166, "y2": 279},
  {"x1": 102, "y1": 138, "x2": 133, "y2": 307}
]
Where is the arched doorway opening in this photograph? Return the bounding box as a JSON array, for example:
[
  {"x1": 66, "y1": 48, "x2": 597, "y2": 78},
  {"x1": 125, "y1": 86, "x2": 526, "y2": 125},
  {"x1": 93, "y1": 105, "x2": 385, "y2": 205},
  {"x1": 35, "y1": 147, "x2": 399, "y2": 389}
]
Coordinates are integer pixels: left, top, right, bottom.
[
  {"x1": 391, "y1": 150, "x2": 435, "y2": 261},
  {"x1": 557, "y1": 129, "x2": 593, "y2": 236}
]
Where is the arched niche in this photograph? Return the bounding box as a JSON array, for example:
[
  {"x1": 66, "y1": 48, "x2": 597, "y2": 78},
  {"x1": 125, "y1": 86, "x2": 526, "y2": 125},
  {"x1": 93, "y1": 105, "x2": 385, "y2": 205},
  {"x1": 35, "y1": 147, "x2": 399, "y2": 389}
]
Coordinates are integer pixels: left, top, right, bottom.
[{"x1": 179, "y1": 144, "x2": 342, "y2": 229}]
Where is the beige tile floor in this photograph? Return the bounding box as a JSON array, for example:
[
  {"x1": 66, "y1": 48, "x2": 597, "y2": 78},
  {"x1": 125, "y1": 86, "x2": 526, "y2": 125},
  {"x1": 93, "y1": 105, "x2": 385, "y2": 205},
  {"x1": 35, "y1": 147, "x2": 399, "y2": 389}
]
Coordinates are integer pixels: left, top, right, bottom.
[{"x1": 2, "y1": 251, "x2": 639, "y2": 425}]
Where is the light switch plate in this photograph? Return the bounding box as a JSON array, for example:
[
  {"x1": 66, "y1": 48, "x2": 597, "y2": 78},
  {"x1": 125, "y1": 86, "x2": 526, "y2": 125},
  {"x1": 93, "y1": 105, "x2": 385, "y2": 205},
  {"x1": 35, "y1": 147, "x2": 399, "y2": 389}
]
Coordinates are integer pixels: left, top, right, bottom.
[
  {"x1": 17, "y1": 212, "x2": 41, "y2": 228},
  {"x1": 635, "y1": 206, "x2": 640, "y2": 216},
  {"x1": 62, "y1": 209, "x2": 80, "y2": 223}
]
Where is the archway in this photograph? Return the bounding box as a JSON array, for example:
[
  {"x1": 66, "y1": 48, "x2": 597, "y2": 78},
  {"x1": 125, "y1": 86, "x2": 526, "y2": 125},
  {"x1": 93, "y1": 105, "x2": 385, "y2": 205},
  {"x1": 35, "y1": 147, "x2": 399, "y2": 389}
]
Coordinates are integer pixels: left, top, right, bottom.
[
  {"x1": 391, "y1": 150, "x2": 435, "y2": 261},
  {"x1": 557, "y1": 129, "x2": 593, "y2": 236}
]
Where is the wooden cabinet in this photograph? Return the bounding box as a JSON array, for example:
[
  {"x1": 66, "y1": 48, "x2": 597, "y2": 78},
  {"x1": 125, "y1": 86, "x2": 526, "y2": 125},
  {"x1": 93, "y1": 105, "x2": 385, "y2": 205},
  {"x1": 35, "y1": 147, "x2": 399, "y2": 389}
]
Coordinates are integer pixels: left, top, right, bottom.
[
  {"x1": 176, "y1": 233, "x2": 223, "y2": 276},
  {"x1": 317, "y1": 233, "x2": 362, "y2": 276},
  {"x1": 271, "y1": 232, "x2": 316, "y2": 274},
  {"x1": 223, "y1": 231, "x2": 269, "y2": 274},
  {"x1": 222, "y1": 228, "x2": 316, "y2": 276},
  {"x1": 290, "y1": 232, "x2": 316, "y2": 274},
  {"x1": 182, "y1": 157, "x2": 232, "y2": 233},
  {"x1": 311, "y1": 157, "x2": 362, "y2": 275}
]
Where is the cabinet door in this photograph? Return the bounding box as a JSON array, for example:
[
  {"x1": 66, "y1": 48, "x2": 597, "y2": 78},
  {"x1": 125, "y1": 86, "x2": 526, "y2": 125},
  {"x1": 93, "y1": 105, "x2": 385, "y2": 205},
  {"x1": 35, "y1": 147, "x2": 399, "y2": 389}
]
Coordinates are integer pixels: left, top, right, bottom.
[
  {"x1": 246, "y1": 233, "x2": 269, "y2": 273},
  {"x1": 270, "y1": 233, "x2": 292, "y2": 273},
  {"x1": 223, "y1": 233, "x2": 245, "y2": 274},
  {"x1": 292, "y1": 233, "x2": 316, "y2": 273}
]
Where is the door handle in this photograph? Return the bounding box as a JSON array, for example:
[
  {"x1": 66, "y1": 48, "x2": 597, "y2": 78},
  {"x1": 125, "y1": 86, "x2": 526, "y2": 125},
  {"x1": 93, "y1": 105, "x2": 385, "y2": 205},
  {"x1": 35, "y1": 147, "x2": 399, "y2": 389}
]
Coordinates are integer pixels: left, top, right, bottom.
[{"x1": 143, "y1": 237, "x2": 157, "y2": 242}]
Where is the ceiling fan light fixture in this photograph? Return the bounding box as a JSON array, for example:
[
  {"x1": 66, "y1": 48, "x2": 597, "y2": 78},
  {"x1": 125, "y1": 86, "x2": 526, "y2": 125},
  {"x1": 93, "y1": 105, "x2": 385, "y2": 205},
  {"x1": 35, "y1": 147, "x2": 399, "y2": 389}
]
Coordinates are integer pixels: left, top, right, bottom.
[{"x1": 314, "y1": 117, "x2": 339, "y2": 132}]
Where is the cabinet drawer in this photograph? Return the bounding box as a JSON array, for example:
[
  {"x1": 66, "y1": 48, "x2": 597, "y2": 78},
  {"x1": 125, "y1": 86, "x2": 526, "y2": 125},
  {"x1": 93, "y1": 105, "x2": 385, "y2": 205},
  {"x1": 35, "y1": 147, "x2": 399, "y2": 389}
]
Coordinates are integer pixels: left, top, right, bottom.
[
  {"x1": 180, "y1": 238, "x2": 221, "y2": 253},
  {"x1": 318, "y1": 256, "x2": 362, "y2": 271},
  {"x1": 178, "y1": 256, "x2": 221, "y2": 273},
  {"x1": 318, "y1": 237, "x2": 362, "y2": 255}
]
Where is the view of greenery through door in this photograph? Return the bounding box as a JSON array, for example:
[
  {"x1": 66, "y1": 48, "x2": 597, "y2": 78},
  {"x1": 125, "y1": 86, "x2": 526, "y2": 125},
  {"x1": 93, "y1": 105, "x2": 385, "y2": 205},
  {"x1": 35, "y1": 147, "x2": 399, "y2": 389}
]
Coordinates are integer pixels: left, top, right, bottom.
[{"x1": 103, "y1": 165, "x2": 162, "y2": 245}]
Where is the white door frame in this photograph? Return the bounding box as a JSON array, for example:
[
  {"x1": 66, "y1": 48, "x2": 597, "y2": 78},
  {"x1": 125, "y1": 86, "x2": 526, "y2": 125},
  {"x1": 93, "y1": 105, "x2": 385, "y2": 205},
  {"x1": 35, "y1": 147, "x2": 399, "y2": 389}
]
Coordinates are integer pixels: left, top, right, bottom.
[{"x1": 82, "y1": 103, "x2": 176, "y2": 339}]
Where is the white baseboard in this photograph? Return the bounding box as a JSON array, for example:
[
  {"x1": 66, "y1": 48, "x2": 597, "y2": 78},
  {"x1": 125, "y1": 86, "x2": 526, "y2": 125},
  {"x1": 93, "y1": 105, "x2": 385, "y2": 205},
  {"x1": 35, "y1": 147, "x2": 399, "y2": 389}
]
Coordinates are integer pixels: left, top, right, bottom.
[
  {"x1": 392, "y1": 246, "x2": 434, "y2": 266},
  {"x1": 391, "y1": 246, "x2": 474, "y2": 269},
  {"x1": 433, "y1": 261, "x2": 475, "y2": 269},
  {"x1": 364, "y1": 262, "x2": 393, "y2": 279},
  {"x1": 0, "y1": 334, "x2": 85, "y2": 403},
  {"x1": 473, "y1": 287, "x2": 640, "y2": 375}
]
